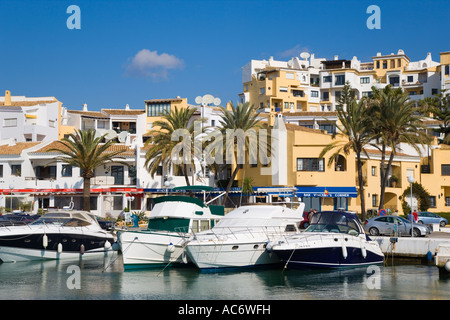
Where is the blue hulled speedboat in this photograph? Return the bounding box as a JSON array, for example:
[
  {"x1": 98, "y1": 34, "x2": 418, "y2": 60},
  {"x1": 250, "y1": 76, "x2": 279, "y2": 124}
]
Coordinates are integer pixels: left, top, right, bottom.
[{"x1": 269, "y1": 211, "x2": 384, "y2": 269}]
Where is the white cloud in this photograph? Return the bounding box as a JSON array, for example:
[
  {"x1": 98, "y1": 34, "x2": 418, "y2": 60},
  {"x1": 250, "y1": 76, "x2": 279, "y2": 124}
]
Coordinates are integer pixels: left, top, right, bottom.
[
  {"x1": 125, "y1": 49, "x2": 184, "y2": 79},
  {"x1": 279, "y1": 44, "x2": 310, "y2": 58}
]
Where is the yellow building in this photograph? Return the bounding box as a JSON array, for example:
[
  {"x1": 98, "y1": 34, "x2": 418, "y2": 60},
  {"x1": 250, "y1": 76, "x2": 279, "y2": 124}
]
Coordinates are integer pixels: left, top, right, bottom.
[
  {"x1": 238, "y1": 113, "x2": 449, "y2": 214},
  {"x1": 144, "y1": 97, "x2": 189, "y2": 130}
]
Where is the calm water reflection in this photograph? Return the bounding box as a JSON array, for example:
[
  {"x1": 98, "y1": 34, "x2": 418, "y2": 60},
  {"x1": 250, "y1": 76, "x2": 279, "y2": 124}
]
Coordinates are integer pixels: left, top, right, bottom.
[{"x1": 0, "y1": 253, "x2": 449, "y2": 300}]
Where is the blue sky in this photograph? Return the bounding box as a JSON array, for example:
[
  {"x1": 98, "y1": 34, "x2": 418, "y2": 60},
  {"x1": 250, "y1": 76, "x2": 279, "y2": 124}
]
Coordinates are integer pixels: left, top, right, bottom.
[{"x1": 0, "y1": 0, "x2": 449, "y2": 111}]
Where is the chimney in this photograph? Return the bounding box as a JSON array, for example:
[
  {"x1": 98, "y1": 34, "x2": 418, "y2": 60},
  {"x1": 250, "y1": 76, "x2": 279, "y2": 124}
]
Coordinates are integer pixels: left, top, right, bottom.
[
  {"x1": 82, "y1": 103, "x2": 88, "y2": 111},
  {"x1": 125, "y1": 104, "x2": 130, "y2": 110},
  {"x1": 334, "y1": 55, "x2": 338, "y2": 60},
  {"x1": 4, "y1": 90, "x2": 11, "y2": 106}
]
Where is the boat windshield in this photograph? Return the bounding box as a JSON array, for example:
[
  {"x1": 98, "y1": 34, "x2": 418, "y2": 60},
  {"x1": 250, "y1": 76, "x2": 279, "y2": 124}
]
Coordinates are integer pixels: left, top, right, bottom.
[
  {"x1": 305, "y1": 211, "x2": 361, "y2": 236},
  {"x1": 31, "y1": 217, "x2": 70, "y2": 226}
]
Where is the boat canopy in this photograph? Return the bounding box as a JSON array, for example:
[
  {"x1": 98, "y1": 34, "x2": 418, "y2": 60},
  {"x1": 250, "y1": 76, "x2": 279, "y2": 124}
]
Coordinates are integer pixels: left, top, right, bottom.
[{"x1": 305, "y1": 211, "x2": 363, "y2": 235}]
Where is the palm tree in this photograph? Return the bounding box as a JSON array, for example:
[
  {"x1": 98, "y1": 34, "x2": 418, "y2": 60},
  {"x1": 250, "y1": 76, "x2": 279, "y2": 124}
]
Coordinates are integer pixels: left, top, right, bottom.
[
  {"x1": 47, "y1": 129, "x2": 129, "y2": 211},
  {"x1": 319, "y1": 99, "x2": 373, "y2": 221},
  {"x1": 368, "y1": 85, "x2": 431, "y2": 210},
  {"x1": 144, "y1": 106, "x2": 206, "y2": 186},
  {"x1": 214, "y1": 102, "x2": 268, "y2": 205}
]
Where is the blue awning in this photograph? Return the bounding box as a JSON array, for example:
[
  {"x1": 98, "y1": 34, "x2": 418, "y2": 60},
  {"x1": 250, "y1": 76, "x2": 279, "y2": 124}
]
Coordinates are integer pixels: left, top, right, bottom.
[{"x1": 296, "y1": 187, "x2": 358, "y2": 198}]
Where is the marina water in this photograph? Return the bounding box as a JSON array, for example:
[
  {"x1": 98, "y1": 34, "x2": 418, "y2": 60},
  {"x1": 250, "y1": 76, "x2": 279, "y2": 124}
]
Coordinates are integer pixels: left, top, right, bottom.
[{"x1": 0, "y1": 253, "x2": 449, "y2": 300}]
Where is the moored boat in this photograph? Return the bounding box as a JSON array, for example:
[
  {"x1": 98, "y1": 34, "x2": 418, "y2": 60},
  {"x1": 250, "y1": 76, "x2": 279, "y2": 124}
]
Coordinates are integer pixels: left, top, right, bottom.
[
  {"x1": 269, "y1": 211, "x2": 384, "y2": 269},
  {"x1": 0, "y1": 210, "x2": 115, "y2": 262},
  {"x1": 185, "y1": 202, "x2": 305, "y2": 270},
  {"x1": 117, "y1": 187, "x2": 224, "y2": 270}
]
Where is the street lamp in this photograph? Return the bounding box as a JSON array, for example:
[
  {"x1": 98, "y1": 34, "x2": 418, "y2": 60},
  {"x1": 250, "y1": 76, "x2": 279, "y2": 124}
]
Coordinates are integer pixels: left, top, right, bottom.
[{"x1": 407, "y1": 176, "x2": 415, "y2": 237}]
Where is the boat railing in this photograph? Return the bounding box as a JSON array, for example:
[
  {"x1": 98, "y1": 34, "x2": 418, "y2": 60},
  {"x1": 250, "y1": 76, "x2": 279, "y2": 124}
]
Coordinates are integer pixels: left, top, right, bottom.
[
  {"x1": 205, "y1": 225, "x2": 299, "y2": 241},
  {"x1": 281, "y1": 231, "x2": 365, "y2": 247}
]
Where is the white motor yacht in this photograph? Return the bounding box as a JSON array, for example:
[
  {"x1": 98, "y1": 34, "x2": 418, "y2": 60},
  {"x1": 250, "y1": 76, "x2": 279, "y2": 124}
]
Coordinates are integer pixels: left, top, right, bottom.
[
  {"x1": 0, "y1": 210, "x2": 115, "y2": 262},
  {"x1": 117, "y1": 189, "x2": 224, "y2": 270},
  {"x1": 269, "y1": 211, "x2": 384, "y2": 269},
  {"x1": 184, "y1": 203, "x2": 305, "y2": 270}
]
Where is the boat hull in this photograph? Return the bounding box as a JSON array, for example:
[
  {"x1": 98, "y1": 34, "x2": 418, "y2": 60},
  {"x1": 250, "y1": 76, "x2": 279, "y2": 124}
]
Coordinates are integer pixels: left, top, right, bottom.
[
  {"x1": 274, "y1": 244, "x2": 384, "y2": 269},
  {"x1": 0, "y1": 232, "x2": 114, "y2": 263},
  {"x1": 185, "y1": 240, "x2": 280, "y2": 270},
  {"x1": 118, "y1": 230, "x2": 189, "y2": 270}
]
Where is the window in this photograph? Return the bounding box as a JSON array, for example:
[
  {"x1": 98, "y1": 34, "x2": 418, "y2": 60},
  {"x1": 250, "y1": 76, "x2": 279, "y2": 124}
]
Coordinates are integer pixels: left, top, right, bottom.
[
  {"x1": 296, "y1": 158, "x2": 325, "y2": 172},
  {"x1": 432, "y1": 88, "x2": 438, "y2": 95},
  {"x1": 407, "y1": 76, "x2": 414, "y2": 83},
  {"x1": 147, "y1": 103, "x2": 170, "y2": 117},
  {"x1": 4, "y1": 118, "x2": 17, "y2": 127},
  {"x1": 442, "y1": 164, "x2": 450, "y2": 176},
  {"x1": 376, "y1": 61, "x2": 380, "y2": 69},
  {"x1": 397, "y1": 59, "x2": 401, "y2": 67},
  {"x1": 260, "y1": 87, "x2": 265, "y2": 94},
  {"x1": 49, "y1": 120, "x2": 55, "y2": 128},
  {"x1": 390, "y1": 60, "x2": 395, "y2": 68},
  {"x1": 372, "y1": 194, "x2": 378, "y2": 207},
  {"x1": 389, "y1": 76, "x2": 400, "y2": 85},
  {"x1": 409, "y1": 91, "x2": 417, "y2": 96},
  {"x1": 311, "y1": 91, "x2": 319, "y2": 97},
  {"x1": 292, "y1": 90, "x2": 304, "y2": 97},
  {"x1": 11, "y1": 164, "x2": 21, "y2": 176},
  {"x1": 360, "y1": 77, "x2": 370, "y2": 84},
  {"x1": 362, "y1": 91, "x2": 372, "y2": 98},
  {"x1": 61, "y1": 165, "x2": 72, "y2": 177},
  {"x1": 429, "y1": 196, "x2": 436, "y2": 208},
  {"x1": 284, "y1": 102, "x2": 289, "y2": 109},
  {"x1": 323, "y1": 76, "x2": 332, "y2": 83},
  {"x1": 335, "y1": 75, "x2": 345, "y2": 86},
  {"x1": 0, "y1": 165, "x2": 2, "y2": 177},
  {"x1": 35, "y1": 166, "x2": 56, "y2": 180},
  {"x1": 322, "y1": 92, "x2": 329, "y2": 101},
  {"x1": 382, "y1": 61, "x2": 387, "y2": 69},
  {"x1": 446, "y1": 197, "x2": 450, "y2": 207},
  {"x1": 445, "y1": 65, "x2": 449, "y2": 76},
  {"x1": 371, "y1": 166, "x2": 376, "y2": 176},
  {"x1": 280, "y1": 87, "x2": 288, "y2": 92},
  {"x1": 111, "y1": 166, "x2": 124, "y2": 185}
]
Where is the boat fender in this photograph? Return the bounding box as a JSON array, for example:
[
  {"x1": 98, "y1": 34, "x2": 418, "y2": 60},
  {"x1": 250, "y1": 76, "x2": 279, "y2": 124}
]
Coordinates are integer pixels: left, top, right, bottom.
[
  {"x1": 167, "y1": 243, "x2": 175, "y2": 253},
  {"x1": 43, "y1": 234, "x2": 48, "y2": 249},
  {"x1": 104, "y1": 241, "x2": 112, "y2": 250},
  {"x1": 265, "y1": 242, "x2": 274, "y2": 253},
  {"x1": 112, "y1": 242, "x2": 120, "y2": 251},
  {"x1": 445, "y1": 261, "x2": 450, "y2": 273},
  {"x1": 181, "y1": 251, "x2": 188, "y2": 264},
  {"x1": 342, "y1": 244, "x2": 348, "y2": 259},
  {"x1": 426, "y1": 251, "x2": 432, "y2": 261},
  {"x1": 80, "y1": 244, "x2": 85, "y2": 255},
  {"x1": 57, "y1": 243, "x2": 63, "y2": 254},
  {"x1": 361, "y1": 245, "x2": 367, "y2": 259}
]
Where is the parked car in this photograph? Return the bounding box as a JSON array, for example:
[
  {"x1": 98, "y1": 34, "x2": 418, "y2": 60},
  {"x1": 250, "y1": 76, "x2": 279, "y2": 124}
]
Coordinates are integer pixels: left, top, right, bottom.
[
  {"x1": 364, "y1": 215, "x2": 430, "y2": 237},
  {"x1": 0, "y1": 214, "x2": 40, "y2": 226},
  {"x1": 417, "y1": 212, "x2": 448, "y2": 227}
]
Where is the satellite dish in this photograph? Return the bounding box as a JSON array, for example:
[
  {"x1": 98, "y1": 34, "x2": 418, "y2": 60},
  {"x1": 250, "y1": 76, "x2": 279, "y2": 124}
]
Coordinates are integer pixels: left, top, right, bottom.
[
  {"x1": 213, "y1": 98, "x2": 221, "y2": 106},
  {"x1": 195, "y1": 96, "x2": 202, "y2": 104},
  {"x1": 105, "y1": 130, "x2": 118, "y2": 140},
  {"x1": 95, "y1": 129, "x2": 108, "y2": 139},
  {"x1": 118, "y1": 131, "x2": 128, "y2": 143},
  {"x1": 202, "y1": 94, "x2": 214, "y2": 104},
  {"x1": 300, "y1": 52, "x2": 310, "y2": 60}
]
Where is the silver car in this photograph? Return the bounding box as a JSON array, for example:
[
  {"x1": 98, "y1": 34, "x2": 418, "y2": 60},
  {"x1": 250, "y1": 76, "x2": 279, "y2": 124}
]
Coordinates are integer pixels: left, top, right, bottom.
[{"x1": 364, "y1": 215, "x2": 431, "y2": 237}]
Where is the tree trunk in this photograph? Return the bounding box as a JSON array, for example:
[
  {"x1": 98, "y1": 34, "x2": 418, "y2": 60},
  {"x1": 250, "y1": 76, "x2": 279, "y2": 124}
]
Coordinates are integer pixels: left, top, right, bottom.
[
  {"x1": 379, "y1": 151, "x2": 395, "y2": 210},
  {"x1": 83, "y1": 177, "x2": 91, "y2": 212},
  {"x1": 183, "y1": 163, "x2": 191, "y2": 186},
  {"x1": 356, "y1": 153, "x2": 366, "y2": 222},
  {"x1": 224, "y1": 165, "x2": 240, "y2": 206}
]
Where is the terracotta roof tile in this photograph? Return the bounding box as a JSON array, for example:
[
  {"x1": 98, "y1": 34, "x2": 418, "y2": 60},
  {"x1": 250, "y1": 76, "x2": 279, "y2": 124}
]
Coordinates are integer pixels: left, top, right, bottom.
[
  {"x1": 0, "y1": 142, "x2": 41, "y2": 155},
  {"x1": 30, "y1": 141, "x2": 135, "y2": 157}
]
